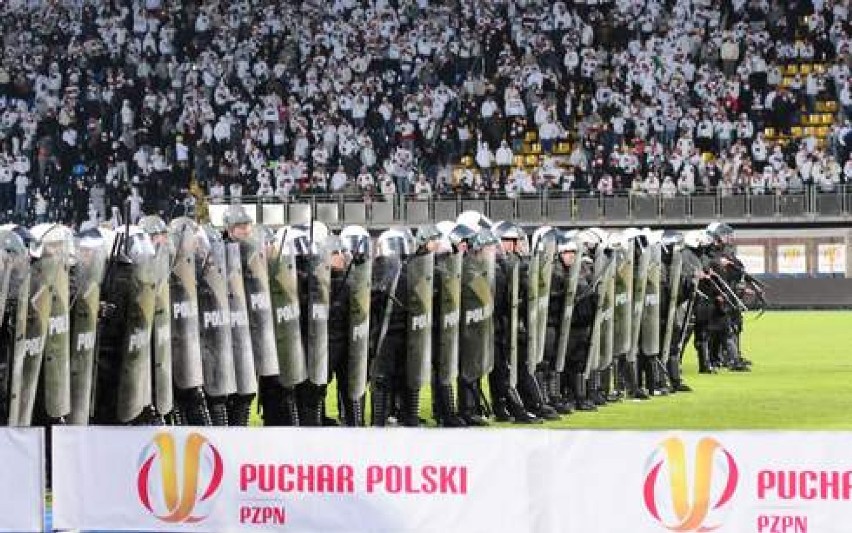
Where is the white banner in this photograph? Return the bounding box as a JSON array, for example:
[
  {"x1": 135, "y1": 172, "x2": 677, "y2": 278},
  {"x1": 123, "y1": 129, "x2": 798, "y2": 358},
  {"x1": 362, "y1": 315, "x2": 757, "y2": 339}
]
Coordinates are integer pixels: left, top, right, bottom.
[
  {"x1": 817, "y1": 244, "x2": 846, "y2": 274},
  {"x1": 553, "y1": 431, "x2": 852, "y2": 533},
  {"x1": 53, "y1": 426, "x2": 554, "y2": 532},
  {"x1": 0, "y1": 428, "x2": 45, "y2": 532},
  {"x1": 777, "y1": 244, "x2": 807, "y2": 274},
  {"x1": 736, "y1": 245, "x2": 766, "y2": 275},
  {"x1": 53, "y1": 428, "x2": 852, "y2": 533}
]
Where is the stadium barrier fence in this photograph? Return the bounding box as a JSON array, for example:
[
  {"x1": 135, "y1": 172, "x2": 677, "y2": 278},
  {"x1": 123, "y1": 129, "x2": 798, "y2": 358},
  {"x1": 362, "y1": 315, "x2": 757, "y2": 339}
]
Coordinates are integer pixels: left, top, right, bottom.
[{"x1": 206, "y1": 185, "x2": 852, "y2": 229}]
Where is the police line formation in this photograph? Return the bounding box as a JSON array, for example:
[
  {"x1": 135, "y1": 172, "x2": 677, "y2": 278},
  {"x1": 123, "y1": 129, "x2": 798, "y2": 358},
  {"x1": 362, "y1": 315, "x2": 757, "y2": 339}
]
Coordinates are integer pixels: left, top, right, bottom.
[{"x1": 0, "y1": 208, "x2": 765, "y2": 429}]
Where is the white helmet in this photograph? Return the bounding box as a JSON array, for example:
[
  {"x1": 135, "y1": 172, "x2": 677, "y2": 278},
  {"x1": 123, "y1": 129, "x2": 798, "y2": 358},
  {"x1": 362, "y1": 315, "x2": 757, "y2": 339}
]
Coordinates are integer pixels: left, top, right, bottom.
[{"x1": 456, "y1": 210, "x2": 492, "y2": 230}]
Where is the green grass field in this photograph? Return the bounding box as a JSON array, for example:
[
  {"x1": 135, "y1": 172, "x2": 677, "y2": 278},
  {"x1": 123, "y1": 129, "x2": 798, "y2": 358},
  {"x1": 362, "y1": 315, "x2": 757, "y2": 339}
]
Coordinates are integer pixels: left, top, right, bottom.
[{"x1": 252, "y1": 311, "x2": 852, "y2": 430}]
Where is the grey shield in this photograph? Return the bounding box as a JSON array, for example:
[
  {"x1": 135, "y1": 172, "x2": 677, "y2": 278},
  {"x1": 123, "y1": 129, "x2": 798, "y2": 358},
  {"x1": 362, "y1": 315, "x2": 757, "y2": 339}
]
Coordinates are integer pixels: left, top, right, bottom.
[
  {"x1": 306, "y1": 251, "x2": 331, "y2": 386},
  {"x1": 226, "y1": 243, "x2": 257, "y2": 395},
  {"x1": 584, "y1": 248, "x2": 613, "y2": 379},
  {"x1": 168, "y1": 218, "x2": 205, "y2": 390},
  {"x1": 345, "y1": 255, "x2": 372, "y2": 400},
  {"x1": 640, "y1": 242, "x2": 662, "y2": 356},
  {"x1": 115, "y1": 238, "x2": 158, "y2": 424},
  {"x1": 533, "y1": 240, "x2": 556, "y2": 367},
  {"x1": 151, "y1": 247, "x2": 173, "y2": 417},
  {"x1": 506, "y1": 255, "x2": 521, "y2": 387},
  {"x1": 0, "y1": 245, "x2": 9, "y2": 330},
  {"x1": 11, "y1": 253, "x2": 59, "y2": 426},
  {"x1": 405, "y1": 252, "x2": 434, "y2": 389},
  {"x1": 554, "y1": 245, "x2": 583, "y2": 373},
  {"x1": 2, "y1": 238, "x2": 31, "y2": 426},
  {"x1": 434, "y1": 252, "x2": 462, "y2": 386},
  {"x1": 524, "y1": 253, "x2": 539, "y2": 374},
  {"x1": 459, "y1": 248, "x2": 495, "y2": 382},
  {"x1": 68, "y1": 241, "x2": 107, "y2": 425},
  {"x1": 598, "y1": 258, "x2": 617, "y2": 371},
  {"x1": 197, "y1": 231, "x2": 237, "y2": 398},
  {"x1": 240, "y1": 231, "x2": 280, "y2": 378},
  {"x1": 370, "y1": 255, "x2": 402, "y2": 383},
  {"x1": 613, "y1": 241, "x2": 635, "y2": 358},
  {"x1": 629, "y1": 244, "x2": 651, "y2": 363},
  {"x1": 661, "y1": 246, "x2": 684, "y2": 364},
  {"x1": 42, "y1": 241, "x2": 72, "y2": 421},
  {"x1": 268, "y1": 245, "x2": 306, "y2": 388}
]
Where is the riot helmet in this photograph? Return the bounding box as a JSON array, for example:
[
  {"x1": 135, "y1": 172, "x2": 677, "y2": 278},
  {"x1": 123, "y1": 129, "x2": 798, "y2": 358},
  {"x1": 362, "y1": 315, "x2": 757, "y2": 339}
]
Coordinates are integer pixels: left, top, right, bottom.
[
  {"x1": 447, "y1": 223, "x2": 476, "y2": 253},
  {"x1": 376, "y1": 228, "x2": 412, "y2": 257},
  {"x1": 340, "y1": 225, "x2": 372, "y2": 259}
]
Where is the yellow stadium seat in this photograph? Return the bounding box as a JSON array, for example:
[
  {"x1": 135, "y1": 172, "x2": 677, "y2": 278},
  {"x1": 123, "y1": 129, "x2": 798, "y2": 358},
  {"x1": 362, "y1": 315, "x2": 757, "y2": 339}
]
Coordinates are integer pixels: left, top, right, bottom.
[
  {"x1": 790, "y1": 126, "x2": 803, "y2": 137},
  {"x1": 785, "y1": 64, "x2": 798, "y2": 75},
  {"x1": 813, "y1": 63, "x2": 826, "y2": 74},
  {"x1": 764, "y1": 127, "x2": 776, "y2": 138},
  {"x1": 513, "y1": 155, "x2": 525, "y2": 167},
  {"x1": 525, "y1": 155, "x2": 540, "y2": 166},
  {"x1": 461, "y1": 155, "x2": 473, "y2": 167},
  {"x1": 799, "y1": 64, "x2": 811, "y2": 75},
  {"x1": 801, "y1": 115, "x2": 811, "y2": 126},
  {"x1": 525, "y1": 131, "x2": 538, "y2": 143},
  {"x1": 530, "y1": 143, "x2": 542, "y2": 154},
  {"x1": 825, "y1": 101, "x2": 838, "y2": 113},
  {"x1": 823, "y1": 113, "x2": 835, "y2": 124},
  {"x1": 817, "y1": 127, "x2": 829, "y2": 138}
]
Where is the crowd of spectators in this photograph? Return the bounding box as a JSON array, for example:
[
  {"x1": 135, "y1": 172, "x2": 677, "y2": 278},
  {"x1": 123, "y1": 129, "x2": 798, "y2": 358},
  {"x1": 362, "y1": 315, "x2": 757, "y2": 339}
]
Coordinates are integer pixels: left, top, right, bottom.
[{"x1": 0, "y1": 0, "x2": 850, "y2": 228}]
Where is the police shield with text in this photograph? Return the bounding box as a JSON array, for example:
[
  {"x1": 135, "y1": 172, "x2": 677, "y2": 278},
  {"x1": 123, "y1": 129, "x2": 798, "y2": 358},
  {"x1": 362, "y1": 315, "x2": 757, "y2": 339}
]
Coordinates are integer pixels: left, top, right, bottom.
[
  {"x1": 195, "y1": 225, "x2": 238, "y2": 425},
  {"x1": 223, "y1": 210, "x2": 258, "y2": 426},
  {"x1": 334, "y1": 225, "x2": 372, "y2": 426},
  {"x1": 68, "y1": 227, "x2": 108, "y2": 425}
]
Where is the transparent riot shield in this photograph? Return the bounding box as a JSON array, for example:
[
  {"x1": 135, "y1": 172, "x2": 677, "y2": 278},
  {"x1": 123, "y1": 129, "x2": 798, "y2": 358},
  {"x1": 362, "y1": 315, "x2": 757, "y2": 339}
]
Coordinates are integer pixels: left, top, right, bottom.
[
  {"x1": 196, "y1": 226, "x2": 237, "y2": 398},
  {"x1": 68, "y1": 230, "x2": 107, "y2": 425},
  {"x1": 405, "y1": 252, "x2": 434, "y2": 390}
]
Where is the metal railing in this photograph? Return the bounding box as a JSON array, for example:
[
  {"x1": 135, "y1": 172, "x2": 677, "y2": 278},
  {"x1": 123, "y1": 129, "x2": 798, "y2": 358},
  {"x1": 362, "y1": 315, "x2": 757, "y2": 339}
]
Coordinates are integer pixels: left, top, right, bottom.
[{"x1": 206, "y1": 186, "x2": 852, "y2": 228}]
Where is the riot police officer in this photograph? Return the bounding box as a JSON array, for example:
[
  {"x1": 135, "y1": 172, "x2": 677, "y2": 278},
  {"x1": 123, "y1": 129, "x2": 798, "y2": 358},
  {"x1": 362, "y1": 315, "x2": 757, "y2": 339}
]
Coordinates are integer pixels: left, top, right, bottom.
[
  {"x1": 370, "y1": 228, "x2": 434, "y2": 427},
  {"x1": 489, "y1": 221, "x2": 541, "y2": 424},
  {"x1": 332, "y1": 225, "x2": 372, "y2": 426}
]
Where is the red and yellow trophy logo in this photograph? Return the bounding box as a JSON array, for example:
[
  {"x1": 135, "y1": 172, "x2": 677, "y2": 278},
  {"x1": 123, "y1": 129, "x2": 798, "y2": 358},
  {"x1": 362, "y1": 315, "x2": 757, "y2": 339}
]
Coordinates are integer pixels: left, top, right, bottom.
[
  {"x1": 643, "y1": 437, "x2": 739, "y2": 532},
  {"x1": 137, "y1": 432, "x2": 224, "y2": 523}
]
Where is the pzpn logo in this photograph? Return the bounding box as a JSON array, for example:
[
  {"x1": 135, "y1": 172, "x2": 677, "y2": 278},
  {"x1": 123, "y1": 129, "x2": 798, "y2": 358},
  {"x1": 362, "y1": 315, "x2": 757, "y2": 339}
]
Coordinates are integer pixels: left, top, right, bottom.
[
  {"x1": 137, "y1": 432, "x2": 224, "y2": 523},
  {"x1": 643, "y1": 437, "x2": 739, "y2": 532}
]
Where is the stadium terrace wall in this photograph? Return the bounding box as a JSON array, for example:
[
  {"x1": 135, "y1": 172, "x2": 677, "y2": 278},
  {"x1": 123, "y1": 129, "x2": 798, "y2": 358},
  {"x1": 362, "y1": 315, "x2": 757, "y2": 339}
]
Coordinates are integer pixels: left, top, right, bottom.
[{"x1": 208, "y1": 188, "x2": 852, "y2": 230}]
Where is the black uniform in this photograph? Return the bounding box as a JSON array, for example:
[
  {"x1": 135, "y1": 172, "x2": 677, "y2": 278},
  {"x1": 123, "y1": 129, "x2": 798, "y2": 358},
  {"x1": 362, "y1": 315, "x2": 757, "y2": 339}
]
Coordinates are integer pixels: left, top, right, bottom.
[
  {"x1": 489, "y1": 252, "x2": 540, "y2": 423},
  {"x1": 563, "y1": 259, "x2": 598, "y2": 410}
]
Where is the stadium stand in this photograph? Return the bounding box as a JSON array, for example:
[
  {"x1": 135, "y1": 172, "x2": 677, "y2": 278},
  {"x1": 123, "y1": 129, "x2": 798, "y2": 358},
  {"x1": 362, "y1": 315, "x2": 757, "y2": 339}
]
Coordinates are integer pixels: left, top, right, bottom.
[{"x1": 0, "y1": 0, "x2": 848, "y2": 228}]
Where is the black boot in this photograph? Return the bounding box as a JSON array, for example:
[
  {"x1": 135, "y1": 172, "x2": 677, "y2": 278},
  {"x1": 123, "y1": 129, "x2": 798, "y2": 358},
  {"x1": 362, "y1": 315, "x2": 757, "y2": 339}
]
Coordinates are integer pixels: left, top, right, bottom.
[
  {"x1": 695, "y1": 336, "x2": 716, "y2": 374},
  {"x1": 183, "y1": 387, "x2": 213, "y2": 426},
  {"x1": 371, "y1": 381, "x2": 393, "y2": 427},
  {"x1": 402, "y1": 387, "x2": 422, "y2": 427},
  {"x1": 436, "y1": 384, "x2": 467, "y2": 427},
  {"x1": 549, "y1": 372, "x2": 574, "y2": 414},
  {"x1": 572, "y1": 373, "x2": 597, "y2": 411},
  {"x1": 725, "y1": 335, "x2": 751, "y2": 372},
  {"x1": 613, "y1": 357, "x2": 627, "y2": 397},
  {"x1": 208, "y1": 396, "x2": 229, "y2": 426},
  {"x1": 170, "y1": 407, "x2": 186, "y2": 426},
  {"x1": 602, "y1": 366, "x2": 621, "y2": 402},
  {"x1": 530, "y1": 373, "x2": 560, "y2": 420},
  {"x1": 645, "y1": 357, "x2": 668, "y2": 397},
  {"x1": 488, "y1": 375, "x2": 512, "y2": 422},
  {"x1": 667, "y1": 357, "x2": 692, "y2": 393},
  {"x1": 458, "y1": 379, "x2": 489, "y2": 426},
  {"x1": 588, "y1": 371, "x2": 607, "y2": 406},
  {"x1": 227, "y1": 393, "x2": 254, "y2": 426},
  {"x1": 342, "y1": 396, "x2": 364, "y2": 427},
  {"x1": 625, "y1": 360, "x2": 649, "y2": 400},
  {"x1": 282, "y1": 388, "x2": 300, "y2": 426},
  {"x1": 506, "y1": 387, "x2": 542, "y2": 424}
]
